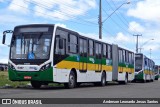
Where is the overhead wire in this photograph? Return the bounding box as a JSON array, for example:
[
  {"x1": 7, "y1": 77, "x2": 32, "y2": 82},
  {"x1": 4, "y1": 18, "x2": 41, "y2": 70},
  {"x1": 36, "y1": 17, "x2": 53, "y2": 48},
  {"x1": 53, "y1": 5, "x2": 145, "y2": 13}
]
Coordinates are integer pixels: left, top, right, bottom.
[
  {"x1": 102, "y1": 7, "x2": 133, "y2": 35},
  {"x1": 106, "y1": 0, "x2": 130, "y2": 28},
  {"x1": 23, "y1": 0, "x2": 98, "y2": 25},
  {"x1": 111, "y1": 0, "x2": 139, "y2": 33},
  {"x1": 5, "y1": 0, "x2": 99, "y2": 27}
]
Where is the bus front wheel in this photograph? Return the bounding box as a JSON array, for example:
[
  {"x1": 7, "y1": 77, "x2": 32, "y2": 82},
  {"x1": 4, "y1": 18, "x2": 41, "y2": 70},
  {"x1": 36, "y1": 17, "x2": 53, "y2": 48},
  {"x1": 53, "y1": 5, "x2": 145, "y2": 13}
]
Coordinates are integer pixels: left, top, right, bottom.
[
  {"x1": 64, "y1": 71, "x2": 76, "y2": 89},
  {"x1": 101, "y1": 72, "x2": 106, "y2": 86},
  {"x1": 31, "y1": 81, "x2": 42, "y2": 89}
]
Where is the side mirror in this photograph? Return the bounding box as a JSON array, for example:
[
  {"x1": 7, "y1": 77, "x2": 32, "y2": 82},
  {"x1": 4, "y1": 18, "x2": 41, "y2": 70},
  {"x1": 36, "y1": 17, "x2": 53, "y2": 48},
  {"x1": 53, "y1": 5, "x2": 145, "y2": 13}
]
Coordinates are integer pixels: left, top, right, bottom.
[
  {"x1": 2, "y1": 30, "x2": 13, "y2": 45},
  {"x1": 2, "y1": 32, "x2": 6, "y2": 44},
  {"x1": 59, "y1": 39, "x2": 64, "y2": 49}
]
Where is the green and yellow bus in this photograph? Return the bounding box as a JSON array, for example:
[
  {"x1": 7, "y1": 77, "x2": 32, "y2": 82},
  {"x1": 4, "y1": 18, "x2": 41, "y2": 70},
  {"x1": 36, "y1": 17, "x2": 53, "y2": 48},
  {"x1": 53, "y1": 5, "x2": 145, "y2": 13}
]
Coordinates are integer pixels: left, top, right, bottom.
[
  {"x1": 2, "y1": 24, "x2": 135, "y2": 89},
  {"x1": 134, "y1": 53, "x2": 155, "y2": 82},
  {"x1": 154, "y1": 65, "x2": 159, "y2": 80}
]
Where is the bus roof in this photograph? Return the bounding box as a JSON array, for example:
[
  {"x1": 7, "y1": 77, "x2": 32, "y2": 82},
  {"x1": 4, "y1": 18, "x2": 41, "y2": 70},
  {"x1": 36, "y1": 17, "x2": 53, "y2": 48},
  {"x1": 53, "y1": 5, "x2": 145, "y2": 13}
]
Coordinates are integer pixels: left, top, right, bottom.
[
  {"x1": 15, "y1": 24, "x2": 55, "y2": 28},
  {"x1": 13, "y1": 24, "x2": 134, "y2": 53}
]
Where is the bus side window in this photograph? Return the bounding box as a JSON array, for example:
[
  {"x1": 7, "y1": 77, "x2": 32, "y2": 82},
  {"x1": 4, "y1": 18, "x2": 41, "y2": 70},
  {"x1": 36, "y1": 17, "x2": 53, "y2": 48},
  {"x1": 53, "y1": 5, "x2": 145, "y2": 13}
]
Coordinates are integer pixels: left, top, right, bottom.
[
  {"x1": 55, "y1": 29, "x2": 68, "y2": 55},
  {"x1": 126, "y1": 51, "x2": 129, "y2": 63},
  {"x1": 123, "y1": 50, "x2": 126, "y2": 63},
  {"x1": 145, "y1": 58, "x2": 147, "y2": 66},
  {"x1": 132, "y1": 53, "x2": 134, "y2": 64},
  {"x1": 118, "y1": 49, "x2": 123, "y2": 63},
  {"x1": 103, "y1": 44, "x2": 106, "y2": 58},
  {"x1": 89, "y1": 40, "x2": 94, "y2": 56},
  {"x1": 129, "y1": 52, "x2": 132, "y2": 64},
  {"x1": 107, "y1": 45, "x2": 112, "y2": 59},
  {"x1": 98, "y1": 43, "x2": 102, "y2": 58},
  {"x1": 80, "y1": 38, "x2": 87, "y2": 57},
  {"x1": 68, "y1": 34, "x2": 78, "y2": 54},
  {"x1": 95, "y1": 42, "x2": 99, "y2": 58},
  {"x1": 148, "y1": 59, "x2": 150, "y2": 70},
  {"x1": 83, "y1": 39, "x2": 87, "y2": 57}
]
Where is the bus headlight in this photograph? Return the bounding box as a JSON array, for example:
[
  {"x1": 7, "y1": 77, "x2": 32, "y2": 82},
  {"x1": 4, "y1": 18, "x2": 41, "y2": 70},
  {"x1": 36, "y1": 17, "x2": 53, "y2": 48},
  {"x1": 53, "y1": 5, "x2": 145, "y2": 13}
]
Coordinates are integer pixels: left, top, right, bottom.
[
  {"x1": 40, "y1": 63, "x2": 51, "y2": 71},
  {"x1": 8, "y1": 62, "x2": 16, "y2": 70}
]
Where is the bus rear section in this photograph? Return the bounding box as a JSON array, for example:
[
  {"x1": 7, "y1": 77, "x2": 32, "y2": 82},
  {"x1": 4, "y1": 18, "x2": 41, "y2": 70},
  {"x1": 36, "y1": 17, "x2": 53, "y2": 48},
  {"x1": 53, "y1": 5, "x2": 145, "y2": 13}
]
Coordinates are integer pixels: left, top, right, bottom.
[
  {"x1": 134, "y1": 53, "x2": 155, "y2": 82},
  {"x1": 115, "y1": 46, "x2": 135, "y2": 84}
]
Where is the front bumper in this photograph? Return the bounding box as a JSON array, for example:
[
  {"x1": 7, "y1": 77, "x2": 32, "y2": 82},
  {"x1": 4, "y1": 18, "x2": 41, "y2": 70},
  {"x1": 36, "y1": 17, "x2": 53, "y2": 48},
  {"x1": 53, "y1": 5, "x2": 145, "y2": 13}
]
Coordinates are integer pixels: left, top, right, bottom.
[{"x1": 8, "y1": 67, "x2": 53, "y2": 82}]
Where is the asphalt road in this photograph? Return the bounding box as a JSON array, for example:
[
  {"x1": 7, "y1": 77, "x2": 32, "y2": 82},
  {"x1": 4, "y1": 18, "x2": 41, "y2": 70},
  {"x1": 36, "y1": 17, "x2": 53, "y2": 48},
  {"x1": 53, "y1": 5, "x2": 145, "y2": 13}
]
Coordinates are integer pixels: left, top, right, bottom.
[{"x1": 0, "y1": 80, "x2": 160, "y2": 107}]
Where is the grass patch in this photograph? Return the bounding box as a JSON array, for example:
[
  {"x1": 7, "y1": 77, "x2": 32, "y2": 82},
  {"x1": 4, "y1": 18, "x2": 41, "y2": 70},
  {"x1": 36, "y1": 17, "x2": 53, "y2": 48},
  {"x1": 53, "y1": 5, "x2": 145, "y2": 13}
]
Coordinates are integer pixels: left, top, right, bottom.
[{"x1": 0, "y1": 71, "x2": 29, "y2": 88}]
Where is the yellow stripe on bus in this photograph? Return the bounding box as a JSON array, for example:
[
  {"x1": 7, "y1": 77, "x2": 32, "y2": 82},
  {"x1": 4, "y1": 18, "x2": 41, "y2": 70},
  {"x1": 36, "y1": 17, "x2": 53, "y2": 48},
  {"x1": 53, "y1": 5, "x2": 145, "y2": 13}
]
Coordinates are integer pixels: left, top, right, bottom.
[
  {"x1": 118, "y1": 67, "x2": 134, "y2": 73},
  {"x1": 144, "y1": 70, "x2": 154, "y2": 75},
  {"x1": 56, "y1": 60, "x2": 133, "y2": 74},
  {"x1": 56, "y1": 60, "x2": 113, "y2": 72}
]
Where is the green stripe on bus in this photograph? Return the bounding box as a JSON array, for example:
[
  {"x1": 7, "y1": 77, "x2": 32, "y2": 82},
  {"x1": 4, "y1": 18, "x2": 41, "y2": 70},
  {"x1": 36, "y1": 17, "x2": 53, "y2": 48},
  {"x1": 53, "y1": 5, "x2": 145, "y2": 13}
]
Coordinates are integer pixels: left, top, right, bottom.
[{"x1": 64, "y1": 56, "x2": 113, "y2": 65}]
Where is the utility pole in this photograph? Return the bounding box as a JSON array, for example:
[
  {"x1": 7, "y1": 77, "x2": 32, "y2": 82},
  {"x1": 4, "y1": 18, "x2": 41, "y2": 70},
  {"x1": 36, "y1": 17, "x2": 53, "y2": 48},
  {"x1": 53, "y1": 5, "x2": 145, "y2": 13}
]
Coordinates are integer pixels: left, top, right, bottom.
[
  {"x1": 133, "y1": 34, "x2": 142, "y2": 53},
  {"x1": 99, "y1": 0, "x2": 102, "y2": 39}
]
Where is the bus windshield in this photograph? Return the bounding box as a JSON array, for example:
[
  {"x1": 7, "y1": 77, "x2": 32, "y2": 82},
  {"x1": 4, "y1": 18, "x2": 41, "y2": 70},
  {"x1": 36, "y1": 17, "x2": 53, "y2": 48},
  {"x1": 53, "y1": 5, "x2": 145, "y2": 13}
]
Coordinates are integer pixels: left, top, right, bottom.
[
  {"x1": 135, "y1": 55, "x2": 143, "y2": 71},
  {"x1": 10, "y1": 32, "x2": 52, "y2": 60}
]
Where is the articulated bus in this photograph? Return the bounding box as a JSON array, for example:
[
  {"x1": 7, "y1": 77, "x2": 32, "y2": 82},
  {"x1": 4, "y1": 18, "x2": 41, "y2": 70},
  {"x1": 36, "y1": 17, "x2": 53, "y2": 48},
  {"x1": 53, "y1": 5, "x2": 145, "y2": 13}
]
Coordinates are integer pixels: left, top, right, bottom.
[
  {"x1": 2, "y1": 24, "x2": 135, "y2": 89},
  {"x1": 154, "y1": 65, "x2": 159, "y2": 80},
  {"x1": 134, "y1": 53, "x2": 155, "y2": 82}
]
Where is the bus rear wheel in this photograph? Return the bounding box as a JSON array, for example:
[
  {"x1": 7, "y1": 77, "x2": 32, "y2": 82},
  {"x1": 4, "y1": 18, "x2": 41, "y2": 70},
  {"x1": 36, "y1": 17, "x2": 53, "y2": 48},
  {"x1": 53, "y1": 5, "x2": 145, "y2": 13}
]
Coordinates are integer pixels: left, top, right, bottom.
[
  {"x1": 31, "y1": 81, "x2": 42, "y2": 89},
  {"x1": 94, "y1": 72, "x2": 106, "y2": 86},
  {"x1": 155, "y1": 78, "x2": 158, "y2": 80},
  {"x1": 64, "y1": 71, "x2": 76, "y2": 89},
  {"x1": 119, "y1": 75, "x2": 128, "y2": 85}
]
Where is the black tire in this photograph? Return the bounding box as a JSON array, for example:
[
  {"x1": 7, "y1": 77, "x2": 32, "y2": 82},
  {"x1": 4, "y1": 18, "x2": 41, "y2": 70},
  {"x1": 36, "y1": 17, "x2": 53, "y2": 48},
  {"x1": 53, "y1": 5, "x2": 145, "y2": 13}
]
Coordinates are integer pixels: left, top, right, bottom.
[
  {"x1": 142, "y1": 79, "x2": 146, "y2": 83},
  {"x1": 119, "y1": 74, "x2": 128, "y2": 85},
  {"x1": 142, "y1": 74, "x2": 146, "y2": 83},
  {"x1": 101, "y1": 72, "x2": 106, "y2": 86},
  {"x1": 31, "y1": 81, "x2": 42, "y2": 89},
  {"x1": 131, "y1": 79, "x2": 136, "y2": 83},
  {"x1": 155, "y1": 78, "x2": 158, "y2": 80},
  {"x1": 94, "y1": 72, "x2": 106, "y2": 87},
  {"x1": 124, "y1": 75, "x2": 128, "y2": 84},
  {"x1": 64, "y1": 71, "x2": 76, "y2": 89}
]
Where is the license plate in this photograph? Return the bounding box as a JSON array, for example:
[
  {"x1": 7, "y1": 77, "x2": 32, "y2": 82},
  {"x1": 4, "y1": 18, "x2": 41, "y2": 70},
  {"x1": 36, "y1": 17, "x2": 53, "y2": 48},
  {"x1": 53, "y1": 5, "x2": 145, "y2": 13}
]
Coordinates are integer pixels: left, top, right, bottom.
[{"x1": 24, "y1": 76, "x2": 32, "y2": 79}]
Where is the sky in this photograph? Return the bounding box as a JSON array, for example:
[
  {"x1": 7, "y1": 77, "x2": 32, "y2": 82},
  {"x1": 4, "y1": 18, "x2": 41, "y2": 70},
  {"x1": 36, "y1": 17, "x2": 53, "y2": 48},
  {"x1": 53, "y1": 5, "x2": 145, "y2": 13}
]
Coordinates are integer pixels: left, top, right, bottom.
[{"x1": 0, "y1": 0, "x2": 160, "y2": 64}]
